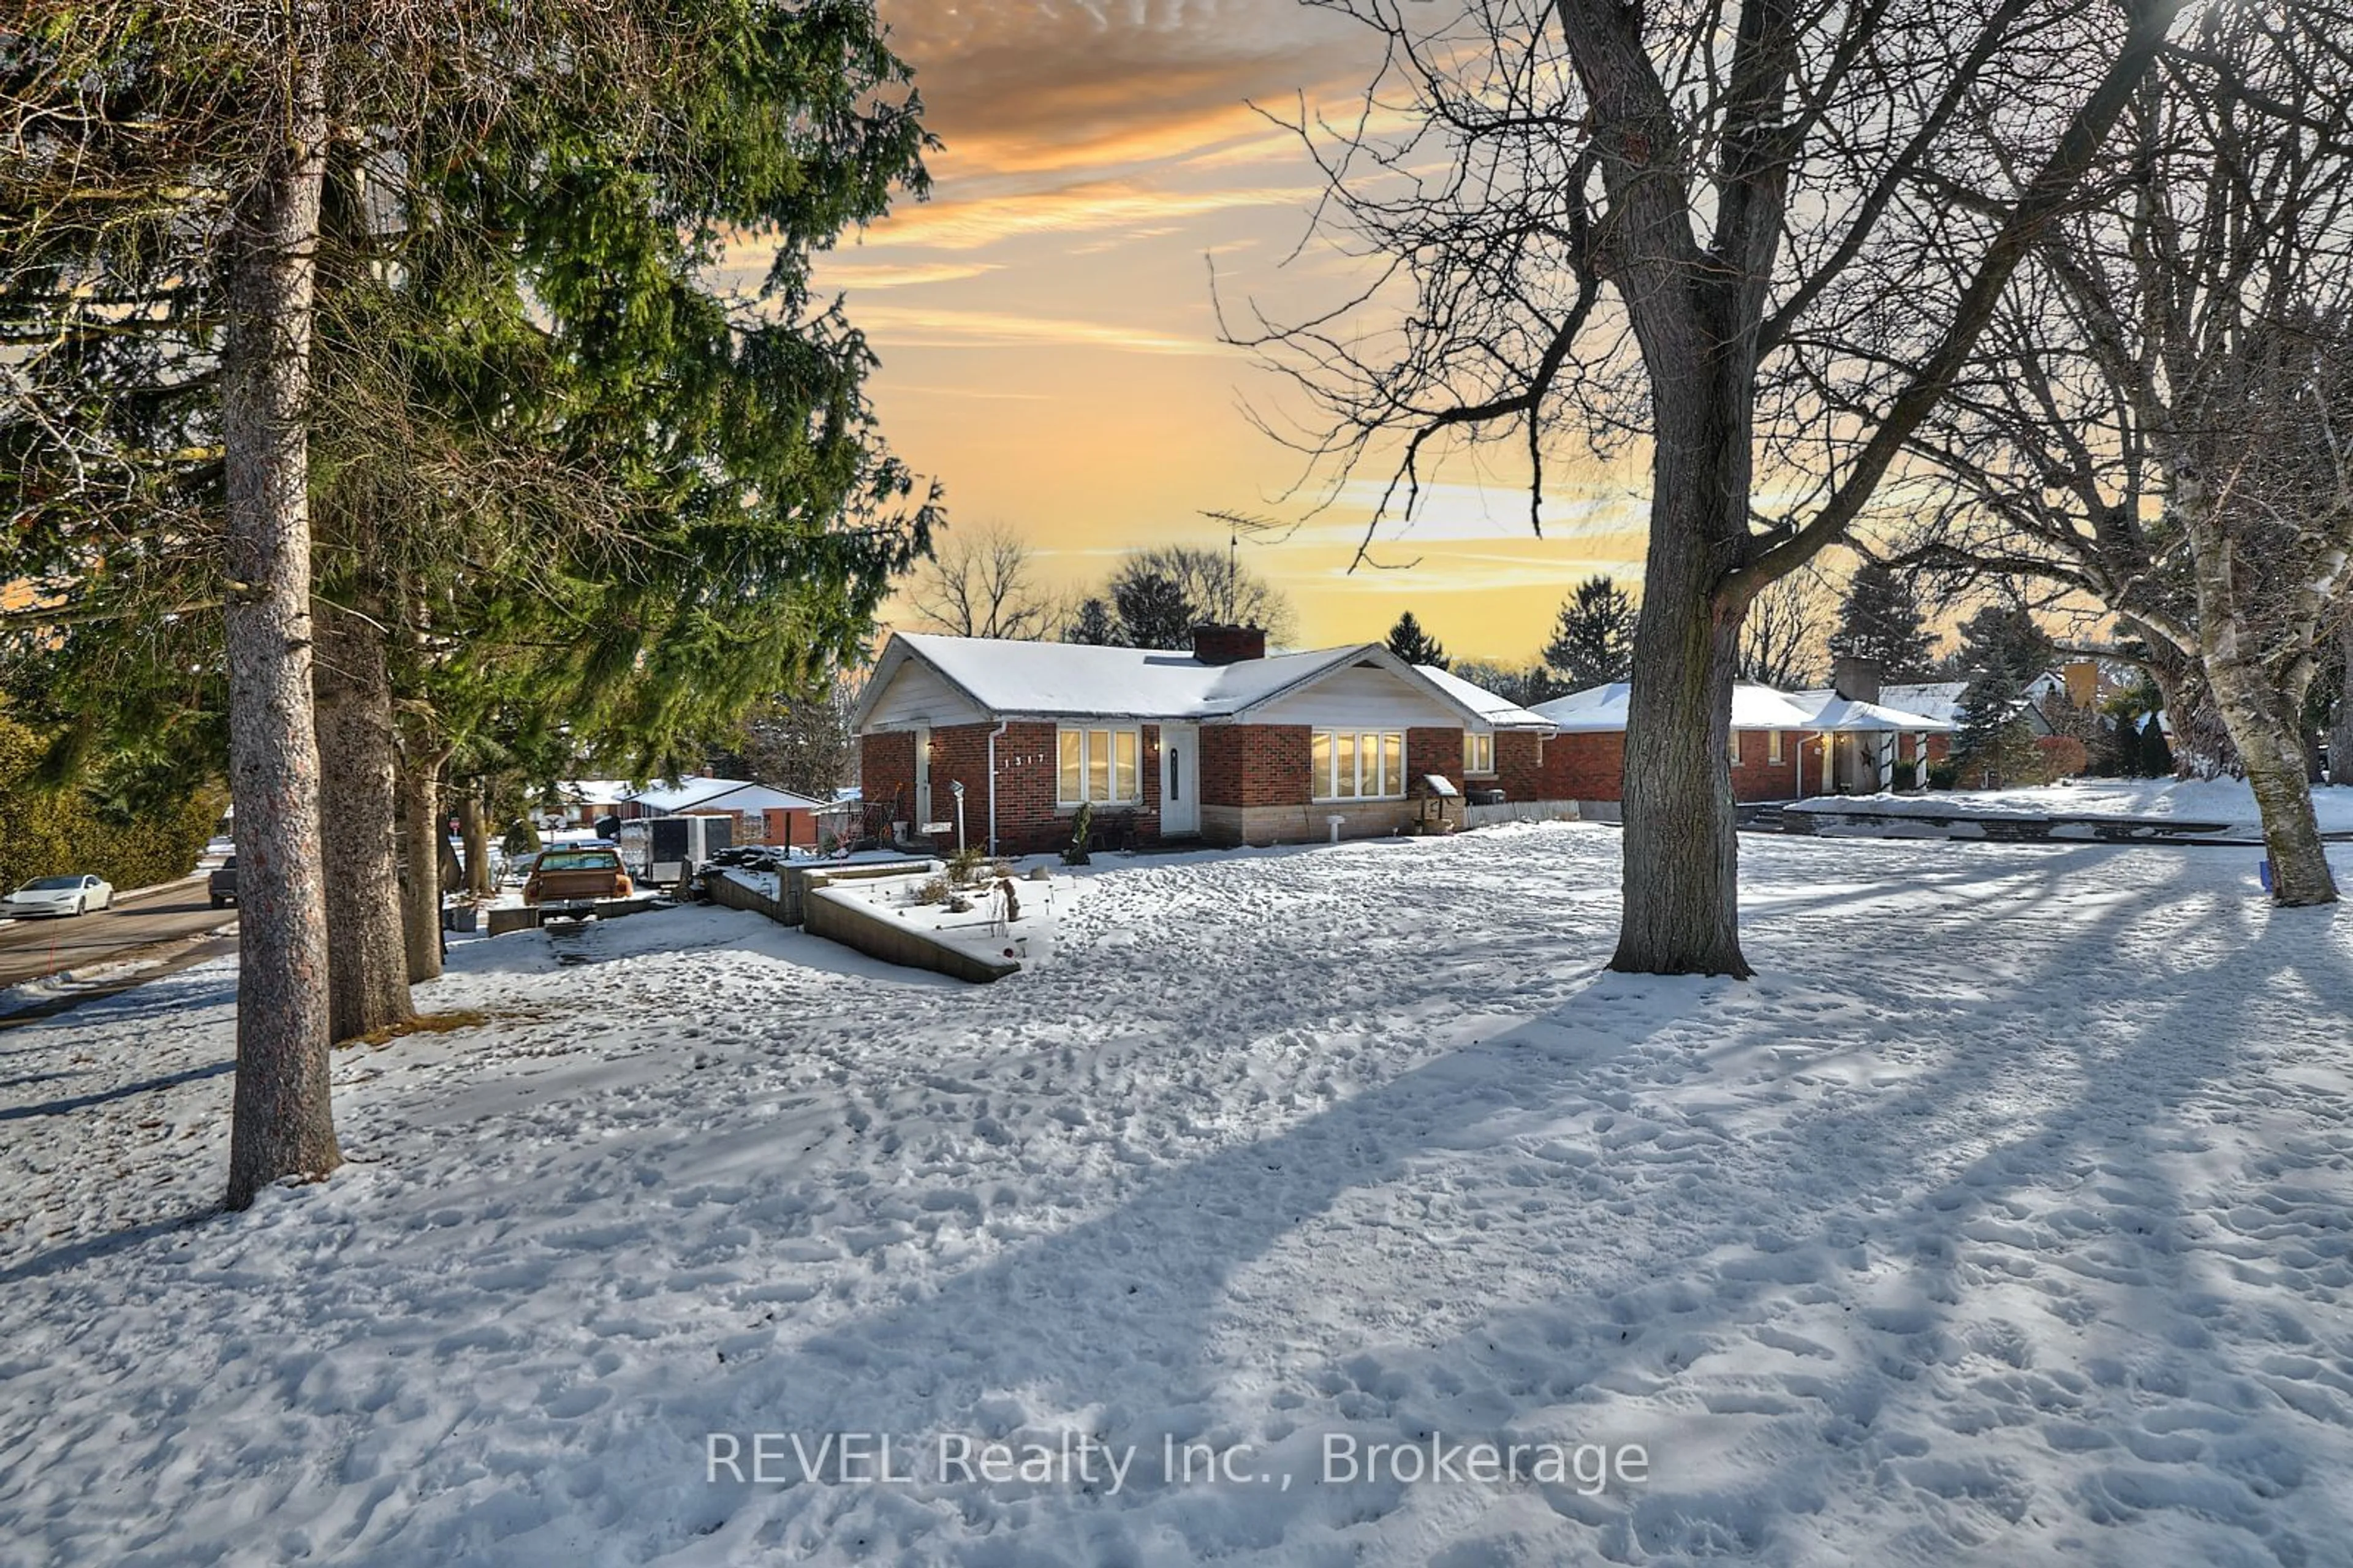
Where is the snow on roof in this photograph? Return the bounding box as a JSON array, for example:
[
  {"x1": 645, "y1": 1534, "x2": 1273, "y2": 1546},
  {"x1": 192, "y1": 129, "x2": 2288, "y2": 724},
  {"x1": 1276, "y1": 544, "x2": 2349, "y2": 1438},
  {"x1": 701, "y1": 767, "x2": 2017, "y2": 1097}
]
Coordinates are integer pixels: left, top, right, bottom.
[
  {"x1": 1876, "y1": 681, "x2": 1968, "y2": 726},
  {"x1": 622, "y1": 776, "x2": 826, "y2": 814},
  {"x1": 884, "y1": 633, "x2": 1462, "y2": 722},
  {"x1": 1412, "y1": 664, "x2": 1555, "y2": 731},
  {"x1": 1789, "y1": 692, "x2": 1957, "y2": 733},
  {"x1": 1530, "y1": 682, "x2": 1820, "y2": 733}
]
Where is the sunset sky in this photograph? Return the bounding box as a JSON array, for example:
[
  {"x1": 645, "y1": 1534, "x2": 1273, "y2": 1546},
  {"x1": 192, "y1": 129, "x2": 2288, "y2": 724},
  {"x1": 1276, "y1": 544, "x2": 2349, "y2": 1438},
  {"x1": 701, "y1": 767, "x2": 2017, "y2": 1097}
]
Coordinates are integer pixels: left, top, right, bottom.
[{"x1": 800, "y1": 0, "x2": 1659, "y2": 662}]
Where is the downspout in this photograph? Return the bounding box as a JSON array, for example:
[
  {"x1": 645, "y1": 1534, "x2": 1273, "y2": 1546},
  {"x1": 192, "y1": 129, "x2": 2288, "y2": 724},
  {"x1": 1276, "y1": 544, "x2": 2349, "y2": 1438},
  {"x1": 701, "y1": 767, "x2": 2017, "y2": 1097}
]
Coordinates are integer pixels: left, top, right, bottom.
[{"x1": 985, "y1": 719, "x2": 1008, "y2": 857}]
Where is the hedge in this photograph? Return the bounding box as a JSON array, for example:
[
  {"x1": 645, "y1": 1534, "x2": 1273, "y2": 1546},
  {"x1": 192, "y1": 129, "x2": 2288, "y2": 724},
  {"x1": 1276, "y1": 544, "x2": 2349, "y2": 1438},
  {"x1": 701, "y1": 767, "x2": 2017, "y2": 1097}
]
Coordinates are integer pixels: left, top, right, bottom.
[{"x1": 0, "y1": 710, "x2": 224, "y2": 895}]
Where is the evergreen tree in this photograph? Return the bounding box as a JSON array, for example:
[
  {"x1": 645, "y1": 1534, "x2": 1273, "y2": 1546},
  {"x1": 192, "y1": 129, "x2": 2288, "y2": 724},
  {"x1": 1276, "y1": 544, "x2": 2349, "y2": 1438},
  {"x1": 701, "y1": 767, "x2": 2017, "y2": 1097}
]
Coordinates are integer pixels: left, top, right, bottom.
[
  {"x1": 1385, "y1": 612, "x2": 1449, "y2": 668},
  {"x1": 1114, "y1": 572, "x2": 1195, "y2": 650},
  {"x1": 1952, "y1": 668, "x2": 2039, "y2": 788},
  {"x1": 2, "y1": 1, "x2": 933, "y2": 1205},
  {"x1": 1829, "y1": 561, "x2": 1937, "y2": 679},
  {"x1": 1063, "y1": 598, "x2": 1122, "y2": 645},
  {"x1": 2139, "y1": 712, "x2": 2177, "y2": 777},
  {"x1": 1953, "y1": 604, "x2": 2053, "y2": 689},
  {"x1": 1544, "y1": 576, "x2": 1637, "y2": 688}
]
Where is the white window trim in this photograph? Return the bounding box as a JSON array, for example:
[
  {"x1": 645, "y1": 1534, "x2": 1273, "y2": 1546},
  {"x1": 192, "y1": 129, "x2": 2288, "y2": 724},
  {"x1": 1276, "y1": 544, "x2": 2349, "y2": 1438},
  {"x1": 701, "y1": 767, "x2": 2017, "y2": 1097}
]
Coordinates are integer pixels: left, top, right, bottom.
[
  {"x1": 1311, "y1": 728, "x2": 1408, "y2": 803},
  {"x1": 1056, "y1": 724, "x2": 1143, "y2": 808},
  {"x1": 1463, "y1": 731, "x2": 1496, "y2": 777}
]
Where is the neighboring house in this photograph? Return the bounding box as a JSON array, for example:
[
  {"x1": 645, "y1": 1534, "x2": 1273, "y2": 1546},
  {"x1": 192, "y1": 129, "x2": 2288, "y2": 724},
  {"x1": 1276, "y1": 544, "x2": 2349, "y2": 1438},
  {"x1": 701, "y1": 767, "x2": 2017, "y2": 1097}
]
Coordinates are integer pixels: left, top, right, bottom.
[
  {"x1": 1534, "y1": 683, "x2": 1827, "y2": 803},
  {"x1": 851, "y1": 625, "x2": 1556, "y2": 854},
  {"x1": 1535, "y1": 656, "x2": 1953, "y2": 805},
  {"x1": 617, "y1": 776, "x2": 827, "y2": 848},
  {"x1": 556, "y1": 775, "x2": 826, "y2": 847}
]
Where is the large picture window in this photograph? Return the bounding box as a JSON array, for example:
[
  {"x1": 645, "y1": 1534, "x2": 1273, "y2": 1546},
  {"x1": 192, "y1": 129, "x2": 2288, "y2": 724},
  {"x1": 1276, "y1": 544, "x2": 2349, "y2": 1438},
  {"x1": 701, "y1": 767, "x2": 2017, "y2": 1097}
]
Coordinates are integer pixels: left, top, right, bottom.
[
  {"x1": 1463, "y1": 732, "x2": 1495, "y2": 775},
  {"x1": 1313, "y1": 729, "x2": 1406, "y2": 801},
  {"x1": 1058, "y1": 726, "x2": 1140, "y2": 806}
]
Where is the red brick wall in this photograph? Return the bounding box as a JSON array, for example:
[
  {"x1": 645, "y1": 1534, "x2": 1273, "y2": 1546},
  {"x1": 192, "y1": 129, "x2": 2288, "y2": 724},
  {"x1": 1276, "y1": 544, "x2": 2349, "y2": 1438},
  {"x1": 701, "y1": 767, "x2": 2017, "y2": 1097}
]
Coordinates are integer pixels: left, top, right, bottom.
[
  {"x1": 1407, "y1": 727, "x2": 1464, "y2": 795},
  {"x1": 860, "y1": 732, "x2": 916, "y2": 827},
  {"x1": 1730, "y1": 729, "x2": 1802, "y2": 802},
  {"x1": 1495, "y1": 730, "x2": 1546, "y2": 800},
  {"x1": 1539, "y1": 732, "x2": 1627, "y2": 800},
  {"x1": 1203, "y1": 724, "x2": 1311, "y2": 808},
  {"x1": 914, "y1": 721, "x2": 1163, "y2": 857}
]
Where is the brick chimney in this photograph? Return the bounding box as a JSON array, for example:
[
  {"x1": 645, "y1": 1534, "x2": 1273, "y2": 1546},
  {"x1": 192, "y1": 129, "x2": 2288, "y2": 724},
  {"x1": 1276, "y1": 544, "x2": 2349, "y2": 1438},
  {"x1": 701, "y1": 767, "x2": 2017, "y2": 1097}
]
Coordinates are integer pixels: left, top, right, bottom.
[
  {"x1": 1831, "y1": 654, "x2": 1882, "y2": 703},
  {"x1": 1191, "y1": 623, "x2": 1266, "y2": 665}
]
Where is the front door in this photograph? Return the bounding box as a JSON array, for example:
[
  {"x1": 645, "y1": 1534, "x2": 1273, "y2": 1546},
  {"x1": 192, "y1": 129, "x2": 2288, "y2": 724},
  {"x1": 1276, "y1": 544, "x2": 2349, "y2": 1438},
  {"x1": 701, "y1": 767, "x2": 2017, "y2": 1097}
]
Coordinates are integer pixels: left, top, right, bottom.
[{"x1": 1160, "y1": 722, "x2": 1200, "y2": 836}]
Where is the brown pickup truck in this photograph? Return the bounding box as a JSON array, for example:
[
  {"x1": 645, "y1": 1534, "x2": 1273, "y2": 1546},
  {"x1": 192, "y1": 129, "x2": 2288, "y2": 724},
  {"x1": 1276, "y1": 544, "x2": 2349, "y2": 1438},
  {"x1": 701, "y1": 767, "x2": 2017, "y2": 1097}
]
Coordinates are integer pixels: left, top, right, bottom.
[{"x1": 522, "y1": 846, "x2": 634, "y2": 907}]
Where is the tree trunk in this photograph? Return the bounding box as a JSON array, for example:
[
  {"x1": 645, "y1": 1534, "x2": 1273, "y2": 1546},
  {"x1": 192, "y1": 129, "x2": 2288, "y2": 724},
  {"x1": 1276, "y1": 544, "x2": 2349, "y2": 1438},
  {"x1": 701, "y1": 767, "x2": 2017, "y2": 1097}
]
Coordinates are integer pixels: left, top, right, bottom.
[
  {"x1": 396, "y1": 724, "x2": 451, "y2": 984},
  {"x1": 2188, "y1": 518, "x2": 2338, "y2": 906},
  {"x1": 1611, "y1": 373, "x2": 1754, "y2": 978},
  {"x1": 314, "y1": 601, "x2": 414, "y2": 1040},
  {"x1": 2332, "y1": 621, "x2": 2353, "y2": 786},
  {"x1": 222, "y1": 29, "x2": 340, "y2": 1210},
  {"x1": 458, "y1": 787, "x2": 493, "y2": 897}
]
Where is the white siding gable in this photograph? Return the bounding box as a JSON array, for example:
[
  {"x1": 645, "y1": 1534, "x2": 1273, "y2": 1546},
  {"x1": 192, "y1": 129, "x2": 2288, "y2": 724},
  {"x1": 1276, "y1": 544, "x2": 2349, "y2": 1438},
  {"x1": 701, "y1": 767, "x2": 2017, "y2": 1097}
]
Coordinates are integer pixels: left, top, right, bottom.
[
  {"x1": 1246, "y1": 662, "x2": 1466, "y2": 729},
  {"x1": 862, "y1": 658, "x2": 987, "y2": 730}
]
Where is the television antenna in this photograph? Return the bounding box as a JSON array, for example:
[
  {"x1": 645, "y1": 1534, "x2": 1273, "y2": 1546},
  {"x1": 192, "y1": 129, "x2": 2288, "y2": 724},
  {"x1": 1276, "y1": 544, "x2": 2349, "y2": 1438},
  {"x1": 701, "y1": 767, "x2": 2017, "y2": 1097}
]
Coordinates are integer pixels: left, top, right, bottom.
[{"x1": 1197, "y1": 509, "x2": 1289, "y2": 624}]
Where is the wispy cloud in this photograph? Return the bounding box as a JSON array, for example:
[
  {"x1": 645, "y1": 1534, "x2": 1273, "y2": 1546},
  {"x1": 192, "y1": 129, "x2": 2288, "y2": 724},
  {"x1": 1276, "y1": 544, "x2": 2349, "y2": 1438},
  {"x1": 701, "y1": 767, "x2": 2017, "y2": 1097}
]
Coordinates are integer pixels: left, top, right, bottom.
[
  {"x1": 846, "y1": 303, "x2": 1230, "y2": 357},
  {"x1": 1269, "y1": 480, "x2": 1651, "y2": 548},
  {"x1": 817, "y1": 260, "x2": 1005, "y2": 290},
  {"x1": 855, "y1": 179, "x2": 1319, "y2": 252},
  {"x1": 880, "y1": 0, "x2": 1377, "y2": 179}
]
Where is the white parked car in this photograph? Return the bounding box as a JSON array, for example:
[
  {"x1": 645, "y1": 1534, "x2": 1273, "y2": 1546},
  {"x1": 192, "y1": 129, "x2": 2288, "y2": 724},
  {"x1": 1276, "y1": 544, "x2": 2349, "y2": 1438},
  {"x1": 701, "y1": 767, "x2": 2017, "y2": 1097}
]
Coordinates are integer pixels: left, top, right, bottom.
[{"x1": 3, "y1": 874, "x2": 114, "y2": 917}]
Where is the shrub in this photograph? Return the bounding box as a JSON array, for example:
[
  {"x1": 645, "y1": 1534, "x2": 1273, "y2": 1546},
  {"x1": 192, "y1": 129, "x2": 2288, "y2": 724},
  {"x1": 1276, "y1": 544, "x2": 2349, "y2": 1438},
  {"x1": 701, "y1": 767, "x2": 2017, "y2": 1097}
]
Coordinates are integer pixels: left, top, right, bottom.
[
  {"x1": 0, "y1": 708, "x2": 221, "y2": 893},
  {"x1": 1926, "y1": 761, "x2": 1960, "y2": 791},
  {"x1": 1061, "y1": 802, "x2": 1094, "y2": 866},
  {"x1": 2034, "y1": 735, "x2": 2090, "y2": 781},
  {"x1": 502, "y1": 818, "x2": 542, "y2": 857},
  {"x1": 910, "y1": 874, "x2": 951, "y2": 904},
  {"x1": 946, "y1": 844, "x2": 990, "y2": 887}
]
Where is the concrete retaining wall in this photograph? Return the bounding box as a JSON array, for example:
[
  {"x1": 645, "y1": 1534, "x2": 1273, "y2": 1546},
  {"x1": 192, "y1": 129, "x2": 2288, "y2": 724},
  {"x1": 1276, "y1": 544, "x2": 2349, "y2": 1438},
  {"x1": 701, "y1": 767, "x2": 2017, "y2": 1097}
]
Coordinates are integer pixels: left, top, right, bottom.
[
  {"x1": 802, "y1": 885, "x2": 1020, "y2": 983},
  {"x1": 1465, "y1": 800, "x2": 1582, "y2": 829}
]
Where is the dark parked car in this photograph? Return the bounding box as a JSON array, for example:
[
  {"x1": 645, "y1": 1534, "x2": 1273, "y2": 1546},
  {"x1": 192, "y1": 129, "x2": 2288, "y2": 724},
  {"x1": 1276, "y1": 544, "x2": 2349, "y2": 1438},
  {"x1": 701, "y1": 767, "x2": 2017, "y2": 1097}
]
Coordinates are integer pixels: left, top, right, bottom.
[{"x1": 208, "y1": 856, "x2": 237, "y2": 909}]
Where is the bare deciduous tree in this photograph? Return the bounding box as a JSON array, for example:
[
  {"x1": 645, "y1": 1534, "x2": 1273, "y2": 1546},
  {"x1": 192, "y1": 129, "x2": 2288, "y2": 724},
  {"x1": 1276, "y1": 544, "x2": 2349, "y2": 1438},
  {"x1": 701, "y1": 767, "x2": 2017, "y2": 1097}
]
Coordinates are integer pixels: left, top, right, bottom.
[
  {"x1": 1884, "y1": 2, "x2": 2353, "y2": 904},
  {"x1": 1233, "y1": 0, "x2": 2184, "y2": 974},
  {"x1": 1737, "y1": 568, "x2": 1832, "y2": 690},
  {"x1": 1110, "y1": 545, "x2": 1297, "y2": 646},
  {"x1": 906, "y1": 524, "x2": 1060, "y2": 640}
]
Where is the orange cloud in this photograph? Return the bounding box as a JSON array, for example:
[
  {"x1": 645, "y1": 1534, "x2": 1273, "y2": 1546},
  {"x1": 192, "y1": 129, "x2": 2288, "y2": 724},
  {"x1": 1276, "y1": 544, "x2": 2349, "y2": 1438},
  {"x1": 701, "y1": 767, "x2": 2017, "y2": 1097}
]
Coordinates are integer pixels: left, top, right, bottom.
[{"x1": 851, "y1": 178, "x2": 1321, "y2": 252}]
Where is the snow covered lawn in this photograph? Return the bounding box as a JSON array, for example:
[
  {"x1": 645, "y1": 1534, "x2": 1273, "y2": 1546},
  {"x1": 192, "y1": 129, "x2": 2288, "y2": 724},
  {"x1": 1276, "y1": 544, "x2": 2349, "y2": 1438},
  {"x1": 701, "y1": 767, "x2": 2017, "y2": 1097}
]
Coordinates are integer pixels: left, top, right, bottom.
[
  {"x1": 1800, "y1": 776, "x2": 2353, "y2": 834},
  {"x1": 4, "y1": 825, "x2": 2351, "y2": 1565}
]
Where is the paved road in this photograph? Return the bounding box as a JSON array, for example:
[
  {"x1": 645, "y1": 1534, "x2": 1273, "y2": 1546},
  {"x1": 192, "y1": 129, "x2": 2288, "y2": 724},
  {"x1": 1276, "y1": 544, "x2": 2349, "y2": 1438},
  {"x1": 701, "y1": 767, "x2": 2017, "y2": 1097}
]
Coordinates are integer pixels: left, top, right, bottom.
[{"x1": 0, "y1": 876, "x2": 237, "y2": 992}]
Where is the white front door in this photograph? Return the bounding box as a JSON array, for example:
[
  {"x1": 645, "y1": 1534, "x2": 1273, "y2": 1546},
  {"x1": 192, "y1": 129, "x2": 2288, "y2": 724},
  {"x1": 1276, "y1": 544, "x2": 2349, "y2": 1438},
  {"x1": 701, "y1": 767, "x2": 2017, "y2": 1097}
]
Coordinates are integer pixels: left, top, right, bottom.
[{"x1": 1159, "y1": 721, "x2": 1200, "y2": 836}]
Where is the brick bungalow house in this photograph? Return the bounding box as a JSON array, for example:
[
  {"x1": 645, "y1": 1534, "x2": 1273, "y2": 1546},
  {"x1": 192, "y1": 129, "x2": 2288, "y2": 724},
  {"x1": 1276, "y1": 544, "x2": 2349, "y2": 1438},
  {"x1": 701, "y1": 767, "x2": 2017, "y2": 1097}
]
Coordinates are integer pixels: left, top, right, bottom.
[
  {"x1": 1531, "y1": 658, "x2": 1953, "y2": 807},
  {"x1": 852, "y1": 626, "x2": 1555, "y2": 855}
]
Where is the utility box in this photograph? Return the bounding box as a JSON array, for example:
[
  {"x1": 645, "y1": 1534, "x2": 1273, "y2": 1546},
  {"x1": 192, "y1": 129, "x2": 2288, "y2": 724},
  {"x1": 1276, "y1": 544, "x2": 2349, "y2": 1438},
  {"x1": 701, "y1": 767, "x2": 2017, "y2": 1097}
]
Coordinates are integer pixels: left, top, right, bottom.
[{"x1": 647, "y1": 814, "x2": 732, "y2": 887}]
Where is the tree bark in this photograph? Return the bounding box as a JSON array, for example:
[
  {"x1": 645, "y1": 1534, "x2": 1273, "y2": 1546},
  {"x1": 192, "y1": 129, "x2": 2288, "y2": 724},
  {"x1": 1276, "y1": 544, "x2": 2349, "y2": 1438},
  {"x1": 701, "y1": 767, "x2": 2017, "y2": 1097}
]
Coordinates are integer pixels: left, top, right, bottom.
[
  {"x1": 1612, "y1": 373, "x2": 1756, "y2": 977},
  {"x1": 314, "y1": 600, "x2": 414, "y2": 1040},
  {"x1": 458, "y1": 786, "x2": 493, "y2": 897},
  {"x1": 2333, "y1": 621, "x2": 2353, "y2": 786},
  {"x1": 2187, "y1": 517, "x2": 2338, "y2": 906},
  {"x1": 396, "y1": 723, "x2": 450, "y2": 983},
  {"x1": 222, "y1": 28, "x2": 340, "y2": 1210}
]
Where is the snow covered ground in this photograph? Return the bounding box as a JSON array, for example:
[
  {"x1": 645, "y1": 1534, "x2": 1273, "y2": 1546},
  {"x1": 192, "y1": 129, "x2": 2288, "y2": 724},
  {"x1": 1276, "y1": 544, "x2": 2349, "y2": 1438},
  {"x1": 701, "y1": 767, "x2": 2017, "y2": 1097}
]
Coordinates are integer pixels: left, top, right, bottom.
[
  {"x1": 4, "y1": 824, "x2": 2351, "y2": 1566},
  {"x1": 1799, "y1": 776, "x2": 2353, "y2": 833}
]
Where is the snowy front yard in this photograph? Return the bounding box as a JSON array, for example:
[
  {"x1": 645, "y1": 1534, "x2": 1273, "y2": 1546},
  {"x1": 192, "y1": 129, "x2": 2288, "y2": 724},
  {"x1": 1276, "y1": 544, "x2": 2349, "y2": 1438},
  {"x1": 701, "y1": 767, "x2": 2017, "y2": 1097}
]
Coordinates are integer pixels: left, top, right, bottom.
[{"x1": 4, "y1": 824, "x2": 2351, "y2": 1565}]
